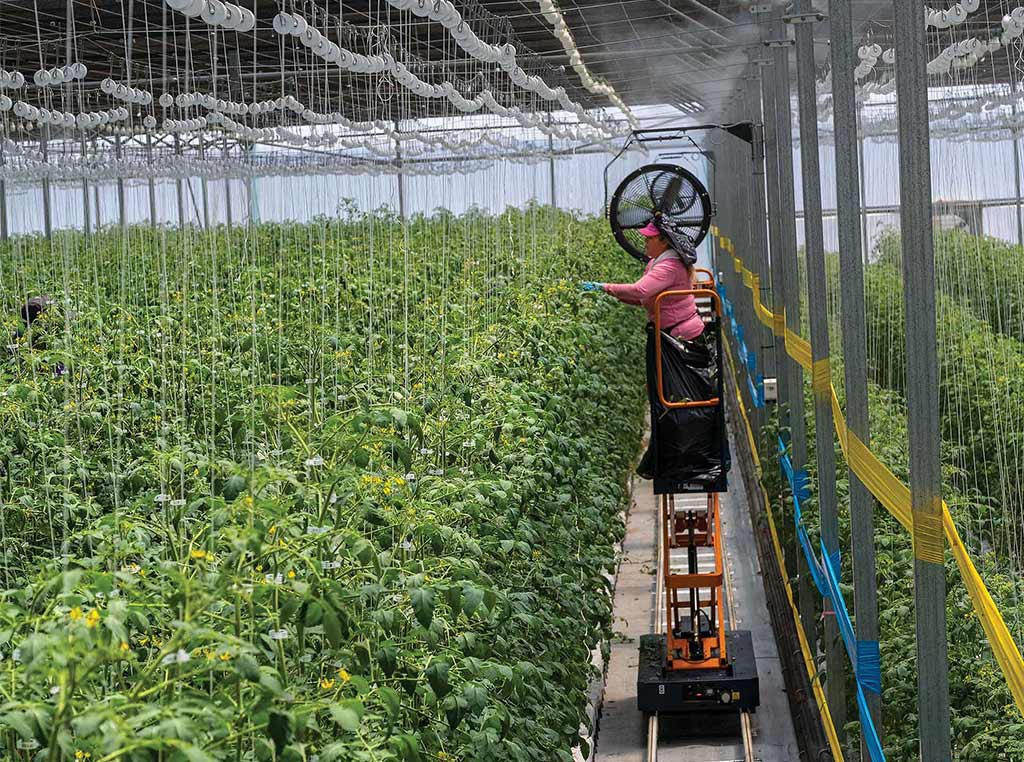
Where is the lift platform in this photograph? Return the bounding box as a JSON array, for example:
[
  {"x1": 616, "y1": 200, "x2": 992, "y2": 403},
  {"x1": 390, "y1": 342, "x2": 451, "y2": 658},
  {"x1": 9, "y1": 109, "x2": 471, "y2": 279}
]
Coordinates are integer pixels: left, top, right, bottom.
[{"x1": 637, "y1": 287, "x2": 759, "y2": 716}]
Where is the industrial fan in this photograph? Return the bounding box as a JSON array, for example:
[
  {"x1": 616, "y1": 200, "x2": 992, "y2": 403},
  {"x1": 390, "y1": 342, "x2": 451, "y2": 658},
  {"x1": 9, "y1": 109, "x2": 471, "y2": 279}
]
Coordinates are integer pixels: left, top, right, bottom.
[{"x1": 608, "y1": 164, "x2": 712, "y2": 261}]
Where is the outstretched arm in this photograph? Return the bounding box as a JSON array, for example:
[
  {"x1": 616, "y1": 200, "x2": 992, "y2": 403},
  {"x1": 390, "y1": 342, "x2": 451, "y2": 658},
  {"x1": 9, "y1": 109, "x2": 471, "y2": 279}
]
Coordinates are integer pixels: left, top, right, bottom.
[{"x1": 603, "y1": 261, "x2": 674, "y2": 305}]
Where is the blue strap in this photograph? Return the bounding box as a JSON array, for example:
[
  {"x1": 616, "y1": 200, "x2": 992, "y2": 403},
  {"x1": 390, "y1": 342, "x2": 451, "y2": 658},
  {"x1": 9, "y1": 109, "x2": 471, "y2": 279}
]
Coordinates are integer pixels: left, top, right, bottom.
[{"x1": 776, "y1": 438, "x2": 887, "y2": 762}]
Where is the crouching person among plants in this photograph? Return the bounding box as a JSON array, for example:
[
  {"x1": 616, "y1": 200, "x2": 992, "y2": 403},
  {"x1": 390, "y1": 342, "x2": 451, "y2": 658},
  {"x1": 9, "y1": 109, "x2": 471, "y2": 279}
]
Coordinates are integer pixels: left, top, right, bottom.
[{"x1": 7, "y1": 295, "x2": 66, "y2": 377}]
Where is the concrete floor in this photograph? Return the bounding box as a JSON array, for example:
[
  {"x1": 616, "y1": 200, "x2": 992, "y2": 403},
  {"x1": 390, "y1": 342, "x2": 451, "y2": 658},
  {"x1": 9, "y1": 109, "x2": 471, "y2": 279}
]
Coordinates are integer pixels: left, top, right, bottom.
[{"x1": 594, "y1": 454, "x2": 800, "y2": 762}]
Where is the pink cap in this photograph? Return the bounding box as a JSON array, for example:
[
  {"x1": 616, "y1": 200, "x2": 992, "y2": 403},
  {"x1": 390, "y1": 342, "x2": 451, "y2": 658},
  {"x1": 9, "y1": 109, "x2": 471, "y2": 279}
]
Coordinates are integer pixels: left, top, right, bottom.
[{"x1": 638, "y1": 221, "x2": 661, "y2": 237}]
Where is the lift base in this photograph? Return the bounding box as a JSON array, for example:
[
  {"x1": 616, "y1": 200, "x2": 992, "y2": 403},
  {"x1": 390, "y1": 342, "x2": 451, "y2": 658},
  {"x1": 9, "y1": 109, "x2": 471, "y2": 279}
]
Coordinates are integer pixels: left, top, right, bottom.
[{"x1": 637, "y1": 631, "x2": 759, "y2": 714}]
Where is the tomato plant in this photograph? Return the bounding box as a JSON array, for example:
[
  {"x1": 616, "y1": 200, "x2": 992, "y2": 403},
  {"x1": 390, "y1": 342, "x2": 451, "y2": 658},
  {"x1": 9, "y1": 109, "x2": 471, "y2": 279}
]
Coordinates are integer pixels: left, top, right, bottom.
[{"x1": 0, "y1": 208, "x2": 646, "y2": 762}]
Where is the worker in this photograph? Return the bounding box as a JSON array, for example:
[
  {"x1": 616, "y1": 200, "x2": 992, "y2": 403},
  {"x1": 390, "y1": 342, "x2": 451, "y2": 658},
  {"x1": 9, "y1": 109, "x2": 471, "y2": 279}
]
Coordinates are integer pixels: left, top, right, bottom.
[
  {"x1": 582, "y1": 218, "x2": 714, "y2": 481},
  {"x1": 7, "y1": 296, "x2": 65, "y2": 377},
  {"x1": 582, "y1": 218, "x2": 704, "y2": 344}
]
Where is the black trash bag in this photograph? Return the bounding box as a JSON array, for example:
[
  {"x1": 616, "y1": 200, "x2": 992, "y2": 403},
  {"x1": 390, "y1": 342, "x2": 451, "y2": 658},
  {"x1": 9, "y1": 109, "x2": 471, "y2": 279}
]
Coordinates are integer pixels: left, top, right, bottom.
[{"x1": 639, "y1": 322, "x2": 730, "y2": 494}]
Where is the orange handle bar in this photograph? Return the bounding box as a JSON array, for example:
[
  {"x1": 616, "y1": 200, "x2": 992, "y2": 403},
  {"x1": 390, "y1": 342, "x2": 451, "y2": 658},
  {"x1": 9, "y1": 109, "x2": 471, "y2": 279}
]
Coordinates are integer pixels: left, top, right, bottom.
[
  {"x1": 653, "y1": 289, "x2": 722, "y2": 410},
  {"x1": 694, "y1": 268, "x2": 715, "y2": 287}
]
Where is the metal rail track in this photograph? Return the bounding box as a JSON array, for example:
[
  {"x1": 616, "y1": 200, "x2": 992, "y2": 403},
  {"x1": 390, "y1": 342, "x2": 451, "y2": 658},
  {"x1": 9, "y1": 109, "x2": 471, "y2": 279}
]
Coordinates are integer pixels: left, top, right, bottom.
[{"x1": 646, "y1": 494, "x2": 754, "y2": 762}]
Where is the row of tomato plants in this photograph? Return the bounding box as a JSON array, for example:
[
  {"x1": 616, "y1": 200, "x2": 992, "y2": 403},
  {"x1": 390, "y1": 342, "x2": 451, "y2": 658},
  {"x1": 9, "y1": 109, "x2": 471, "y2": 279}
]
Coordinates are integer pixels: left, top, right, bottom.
[{"x1": 0, "y1": 209, "x2": 647, "y2": 761}]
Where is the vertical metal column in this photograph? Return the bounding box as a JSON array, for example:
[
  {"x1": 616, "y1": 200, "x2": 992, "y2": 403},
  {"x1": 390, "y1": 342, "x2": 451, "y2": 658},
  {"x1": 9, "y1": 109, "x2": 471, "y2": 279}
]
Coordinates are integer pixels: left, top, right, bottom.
[
  {"x1": 792, "y1": 0, "x2": 846, "y2": 742},
  {"x1": 0, "y1": 138, "x2": 8, "y2": 241},
  {"x1": 859, "y1": 136, "x2": 869, "y2": 263},
  {"x1": 1013, "y1": 117, "x2": 1023, "y2": 247},
  {"x1": 199, "y1": 138, "x2": 211, "y2": 228},
  {"x1": 147, "y1": 132, "x2": 158, "y2": 228},
  {"x1": 831, "y1": 0, "x2": 882, "y2": 756},
  {"x1": 223, "y1": 136, "x2": 233, "y2": 228},
  {"x1": 893, "y1": 3, "x2": 952, "y2": 760},
  {"x1": 547, "y1": 113, "x2": 557, "y2": 207},
  {"x1": 115, "y1": 135, "x2": 128, "y2": 232},
  {"x1": 760, "y1": 14, "x2": 796, "y2": 576},
  {"x1": 81, "y1": 136, "x2": 91, "y2": 236},
  {"x1": 175, "y1": 134, "x2": 187, "y2": 227},
  {"x1": 41, "y1": 126, "x2": 53, "y2": 238},
  {"x1": 770, "y1": 8, "x2": 816, "y2": 636},
  {"x1": 747, "y1": 75, "x2": 774, "y2": 397},
  {"x1": 394, "y1": 121, "x2": 406, "y2": 219},
  {"x1": 247, "y1": 146, "x2": 259, "y2": 225}
]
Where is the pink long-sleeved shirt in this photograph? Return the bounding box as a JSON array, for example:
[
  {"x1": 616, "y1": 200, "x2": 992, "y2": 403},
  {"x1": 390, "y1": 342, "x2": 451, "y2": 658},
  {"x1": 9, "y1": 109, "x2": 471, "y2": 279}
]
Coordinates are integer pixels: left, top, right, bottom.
[{"x1": 603, "y1": 250, "x2": 704, "y2": 340}]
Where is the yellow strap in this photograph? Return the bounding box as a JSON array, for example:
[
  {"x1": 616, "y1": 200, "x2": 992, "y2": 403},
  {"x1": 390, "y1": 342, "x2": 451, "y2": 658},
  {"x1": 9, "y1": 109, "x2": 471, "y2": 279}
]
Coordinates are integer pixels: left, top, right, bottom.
[
  {"x1": 724, "y1": 339, "x2": 846, "y2": 761},
  {"x1": 811, "y1": 358, "x2": 831, "y2": 397},
  {"x1": 720, "y1": 228, "x2": 1024, "y2": 720},
  {"x1": 913, "y1": 505, "x2": 945, "y2": 566},
  {"x1": 785, "y1": 328, "x2": 813, "y2": 371}
]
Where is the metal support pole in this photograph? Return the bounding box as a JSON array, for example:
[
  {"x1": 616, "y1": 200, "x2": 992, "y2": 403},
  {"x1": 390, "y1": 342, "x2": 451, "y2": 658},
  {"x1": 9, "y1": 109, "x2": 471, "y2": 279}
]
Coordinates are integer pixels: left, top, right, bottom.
[
  {"x1": 224, "y1": 136, "x2": 233, "y2": 228},
  {"x1": 94, "y1": 184, "x2": 102, "y2": 229},
  {"x1": 547, "y1": 113, "x2": 557, "y2": 207},
  {"x1": 247, "y1": 148, "x2": 259, "y2": 226},
  {"x1": 0, "y1": 138, "x2": 8, "y2": 241},
  {"x1": 792, "y1": 1, "x2": 846, "y2": 743},
  {"x1": 41, "y1": 126, "x2": 53, "y2": 239},
  {"x1": 175, "y1": 135, "x2": 187, "y2": 228},
  {"x1": 859, "y1": 135, "x2": 869, "y2": 263},
  {"x1": 893, "y1": 3, "x2": 952, "y2": 761},
  {"x1": 199, "y1": 139, "x2": 211, "y2": 229},
  {"x1": 769, "y1": 8, "x2": 815, "y2": 638},
  {"x1": 115, "y1": 135, "x2": 127, "y2": 233},
  {"x1": 1013, "y1": 120, "x2": 1023, "y2": 247},
  {"x1": 760, "y1": 17, "x2": 796, "y2": 572},
  {"x1": 831, "y1": 1, "x2": 882, "y2": 757},
  {"x1": 147, "y1": 132, "x2": 158, "y2": 228},
  {"x1": 747, "y1": 76, "x2": 775, "y2": 390},
  {"x1": 81, "y1": 137, "x2": 91, "y2": 236},
  {"x1": 395, "y1": 126, "x2": 406, "y2": 219}
]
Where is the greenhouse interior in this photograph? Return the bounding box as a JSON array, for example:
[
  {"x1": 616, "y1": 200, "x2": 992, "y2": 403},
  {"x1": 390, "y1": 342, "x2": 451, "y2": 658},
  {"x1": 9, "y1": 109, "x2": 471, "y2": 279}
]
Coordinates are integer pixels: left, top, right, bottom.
[{"x1": 6, "y1": 0, "x2": 1024, "y2": 760}]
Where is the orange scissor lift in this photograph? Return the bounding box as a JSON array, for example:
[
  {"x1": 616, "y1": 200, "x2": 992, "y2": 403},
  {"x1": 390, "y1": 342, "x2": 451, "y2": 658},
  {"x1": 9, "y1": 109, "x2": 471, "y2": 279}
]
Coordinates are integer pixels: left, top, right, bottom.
[{"x1": 636, "y1": 281, "x2": 759, "y2": 715}]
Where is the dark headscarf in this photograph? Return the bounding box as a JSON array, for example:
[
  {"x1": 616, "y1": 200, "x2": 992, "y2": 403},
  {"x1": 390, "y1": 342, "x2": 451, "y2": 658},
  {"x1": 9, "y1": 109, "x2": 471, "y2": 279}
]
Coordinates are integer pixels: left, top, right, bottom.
[{"x1": 653, "y1": 217, "x2": 698, "y2": 266}]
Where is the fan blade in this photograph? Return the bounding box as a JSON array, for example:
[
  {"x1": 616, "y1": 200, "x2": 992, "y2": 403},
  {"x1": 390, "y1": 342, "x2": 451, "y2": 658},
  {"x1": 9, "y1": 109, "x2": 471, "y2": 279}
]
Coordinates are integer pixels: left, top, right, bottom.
[{"x1": 658, "y1": 175, "x2": 684, "y2": 214}]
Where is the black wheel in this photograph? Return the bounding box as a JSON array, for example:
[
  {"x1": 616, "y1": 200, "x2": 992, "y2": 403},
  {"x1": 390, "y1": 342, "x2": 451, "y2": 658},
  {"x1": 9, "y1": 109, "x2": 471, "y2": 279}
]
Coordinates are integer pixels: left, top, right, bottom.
[{"x1": 608, "y1": 164, "x2": 712, "y2": 261}]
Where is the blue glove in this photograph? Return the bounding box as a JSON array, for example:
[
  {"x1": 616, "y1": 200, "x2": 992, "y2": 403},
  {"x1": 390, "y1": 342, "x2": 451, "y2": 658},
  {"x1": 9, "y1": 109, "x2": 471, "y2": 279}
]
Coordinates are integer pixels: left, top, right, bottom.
[{"x1": 581, "y1": 281, "x2": 605, "y2": 292}]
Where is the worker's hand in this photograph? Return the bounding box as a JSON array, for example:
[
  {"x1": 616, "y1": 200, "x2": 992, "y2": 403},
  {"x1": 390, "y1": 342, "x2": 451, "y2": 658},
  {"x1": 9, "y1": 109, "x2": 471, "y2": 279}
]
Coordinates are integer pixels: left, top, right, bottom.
[{"x1": 581, "y1": 281, "x2": 605, "y2": 292}]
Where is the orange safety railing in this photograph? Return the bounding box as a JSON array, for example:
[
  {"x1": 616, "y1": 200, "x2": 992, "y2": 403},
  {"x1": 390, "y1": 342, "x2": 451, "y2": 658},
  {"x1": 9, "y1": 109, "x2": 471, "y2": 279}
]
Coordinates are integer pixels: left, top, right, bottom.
[
  {"x1": 652, "y1": 288, "x2": 723, "y2": 410},
  {"x1": 694, "y1": 267, "x2": 716, "y2": 289}
]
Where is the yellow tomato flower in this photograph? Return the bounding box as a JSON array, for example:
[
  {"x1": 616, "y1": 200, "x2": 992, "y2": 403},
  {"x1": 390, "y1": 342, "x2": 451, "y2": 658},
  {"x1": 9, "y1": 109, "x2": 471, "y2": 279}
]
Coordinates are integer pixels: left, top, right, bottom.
[
  {"x1": 69, "y1": 607, "x2": 83, "y2": 622},
  {"x1": 219, "y1": 651, "x2": 232, "y2": 662},
  {"x1": 120, "y1": 641, "x2": 130, "y2": 652},
  {"x1": 85, "y1": 609, "x2": 100, "y2": 628},
  {"x1": 190, "y1": 549, "x2": 208, "y2": 560},
  {"x1": 319, "y1": 678, "x2": 335, "y2": 690},
  {"x1": 337, "y1": 667, "x2": 351, "y2": 683},
  {"x1": 287, "y1": 570, "x2": 296, "y2": 579}
]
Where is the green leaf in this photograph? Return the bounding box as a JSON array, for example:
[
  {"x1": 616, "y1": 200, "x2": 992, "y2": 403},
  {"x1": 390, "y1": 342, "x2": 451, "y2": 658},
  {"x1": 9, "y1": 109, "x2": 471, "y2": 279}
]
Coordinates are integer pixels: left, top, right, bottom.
[
  {"x1": 378, "y1": 686, "x2": 401, "y2": 721},
  {"x1": 388, "y1": 734, "x2": 421, "y2": 762},
  {"x1": 235, "y1": 654, "x2": 260, "y2": 681},
  {"x1": 462, "y1": 584, "x2": 484, "y2": 617},
  {"x1": 410, "y1": 587, "x2": 435, "y2": 628},
  {"x1": 578, "y1": 736, "x2": 591, "y2": 758},
  {"x1": 323, "y1": 606, "x2": 342, "y2": 648},
  {"x1": 182, "y1": 745, "x2": 217, "y2": 762},
  {"x1": 444, "y1": 583, "x2": 462, "y2": 616},
  {"x1": 425, "y1": 659, "x2": 450, "y2": 698},
  {"x1": 328, "y1": 700, "x2": 364, "y2": 732},
  {"x1": 303, "y1": 600, "x2": 323, "y2": 628},
  {"x1": 463, "y1": 683, "x2": 488, "y2": 714},
  {"x1": 267, "y1": 711, "x2": 292, "y2": 755},
  {"x1": 376, "y1": 645, "x2": 398, "y2": 676}
]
